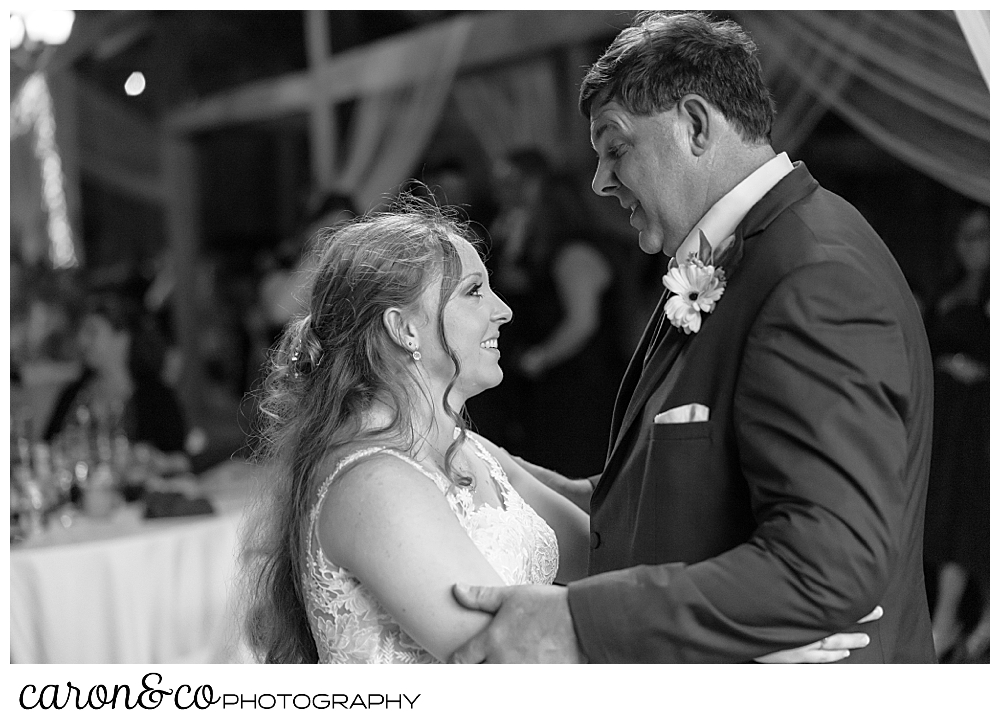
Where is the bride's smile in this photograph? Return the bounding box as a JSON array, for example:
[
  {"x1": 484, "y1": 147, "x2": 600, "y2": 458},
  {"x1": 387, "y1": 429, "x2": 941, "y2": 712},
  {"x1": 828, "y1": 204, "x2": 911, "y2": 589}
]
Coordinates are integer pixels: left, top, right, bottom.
[{"x1": 412, "y1": 234, "x2": 512, "y2": 408}]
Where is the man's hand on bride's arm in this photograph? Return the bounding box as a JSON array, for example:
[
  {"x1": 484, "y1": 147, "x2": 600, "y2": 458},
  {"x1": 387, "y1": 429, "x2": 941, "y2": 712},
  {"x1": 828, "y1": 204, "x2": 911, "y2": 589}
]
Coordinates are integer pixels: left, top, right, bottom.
[
  {"x1": 754, "y1": 606, "x2": 884, "y2": 663},
  {"x1": 448, "y1": 584, "x2": 587, "y2": 663},
  {"x1": 509, "y1": 454, "x2": 594, "y2": 513}
]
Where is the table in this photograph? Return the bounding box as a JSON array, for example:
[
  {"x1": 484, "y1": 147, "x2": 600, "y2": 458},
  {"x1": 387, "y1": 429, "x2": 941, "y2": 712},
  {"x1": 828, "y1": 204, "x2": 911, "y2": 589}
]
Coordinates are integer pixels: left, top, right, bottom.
[{"x1": 10, "y1": 461, "x2": 259, "y2": 664}]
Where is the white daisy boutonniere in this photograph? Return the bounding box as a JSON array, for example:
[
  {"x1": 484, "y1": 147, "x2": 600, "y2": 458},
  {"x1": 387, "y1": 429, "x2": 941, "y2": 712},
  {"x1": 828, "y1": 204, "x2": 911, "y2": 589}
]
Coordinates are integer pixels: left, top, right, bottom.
[{"x1": 662, "y1": 230, "x2": 727, "y2": 334}]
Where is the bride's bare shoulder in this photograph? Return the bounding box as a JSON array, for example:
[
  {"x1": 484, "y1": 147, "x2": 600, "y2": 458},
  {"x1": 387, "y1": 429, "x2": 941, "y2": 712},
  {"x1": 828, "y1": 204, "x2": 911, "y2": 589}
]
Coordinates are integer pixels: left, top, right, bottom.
[
  {"x1": 316, "y1": 447, "x2": 448, "y2": 527},
  {"x1": 314, "y1": 447, "x2": 477, "y2": 581}
]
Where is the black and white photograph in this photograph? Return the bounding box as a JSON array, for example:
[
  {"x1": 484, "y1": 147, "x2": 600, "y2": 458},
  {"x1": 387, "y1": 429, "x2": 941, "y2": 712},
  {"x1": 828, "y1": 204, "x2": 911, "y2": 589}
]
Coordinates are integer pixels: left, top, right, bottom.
[{"x1": 8, "y1": 6, "x2": 992, "y2": 718}]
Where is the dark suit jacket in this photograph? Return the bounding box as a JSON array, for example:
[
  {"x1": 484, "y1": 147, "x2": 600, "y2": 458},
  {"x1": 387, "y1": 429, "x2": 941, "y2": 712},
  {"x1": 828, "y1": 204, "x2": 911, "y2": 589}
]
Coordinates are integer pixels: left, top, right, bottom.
[
  {"x1": 44, "y1": 369, "x2": 188, "y2": 454},
  {"x1": 566, "y1": 163, "x2": 936, "y2": 663}
]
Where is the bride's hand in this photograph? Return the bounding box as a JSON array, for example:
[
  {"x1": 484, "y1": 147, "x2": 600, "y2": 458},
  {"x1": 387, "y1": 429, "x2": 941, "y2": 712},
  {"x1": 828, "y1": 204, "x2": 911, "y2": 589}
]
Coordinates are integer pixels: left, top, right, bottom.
[
  {"x1": 755, "y1": 606, "x2": 883, "y2": 663},
  {"x1": 510, "y1": 454, "x2": 593, "y2": 513}
]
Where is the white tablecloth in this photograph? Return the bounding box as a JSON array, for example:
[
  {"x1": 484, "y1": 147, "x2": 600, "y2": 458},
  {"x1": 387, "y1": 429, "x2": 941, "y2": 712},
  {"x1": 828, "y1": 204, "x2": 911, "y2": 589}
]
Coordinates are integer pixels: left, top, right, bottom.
[{"x1": 10, "y1": 462, "x2": 258, "y2": 664}]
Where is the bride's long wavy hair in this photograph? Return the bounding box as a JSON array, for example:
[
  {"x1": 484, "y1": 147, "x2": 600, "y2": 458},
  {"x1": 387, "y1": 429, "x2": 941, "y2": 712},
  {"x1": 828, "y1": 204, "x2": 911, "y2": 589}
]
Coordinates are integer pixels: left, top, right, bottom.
[{"x1": 242, "y1": 197, "x2": 477, "y2": 663}]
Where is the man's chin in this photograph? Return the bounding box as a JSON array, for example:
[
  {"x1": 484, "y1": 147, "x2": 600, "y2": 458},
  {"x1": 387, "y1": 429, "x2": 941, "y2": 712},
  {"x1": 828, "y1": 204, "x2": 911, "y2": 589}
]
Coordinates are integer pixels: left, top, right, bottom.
[{"x1": 637, "y1": 229, "x2": 664, "y2": 255}]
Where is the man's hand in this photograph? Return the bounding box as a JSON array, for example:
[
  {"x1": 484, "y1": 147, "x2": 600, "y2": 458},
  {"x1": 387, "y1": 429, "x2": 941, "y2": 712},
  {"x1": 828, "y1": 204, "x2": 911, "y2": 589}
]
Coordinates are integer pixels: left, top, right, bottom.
[
  {"x1": 449, "y1": 584, "x2": 587, "y2": 663},
  {"x1": 511, "y1": 455, "x2": 593, "y2": 513}
]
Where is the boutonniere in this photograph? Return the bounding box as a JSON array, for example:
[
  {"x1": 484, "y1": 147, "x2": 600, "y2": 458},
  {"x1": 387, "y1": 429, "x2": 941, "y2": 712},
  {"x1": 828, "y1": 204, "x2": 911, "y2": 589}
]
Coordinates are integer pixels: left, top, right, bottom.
[{"x1": 662, "y1": 230, "x2": 727, "y2": 334}]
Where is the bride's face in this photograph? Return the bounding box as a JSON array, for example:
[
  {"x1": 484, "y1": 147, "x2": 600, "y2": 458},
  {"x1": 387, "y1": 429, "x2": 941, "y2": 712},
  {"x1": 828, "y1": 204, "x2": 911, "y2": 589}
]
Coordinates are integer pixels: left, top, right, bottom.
[{"x1": 415, "y1": 235, "x2": 512, "y2": 406}]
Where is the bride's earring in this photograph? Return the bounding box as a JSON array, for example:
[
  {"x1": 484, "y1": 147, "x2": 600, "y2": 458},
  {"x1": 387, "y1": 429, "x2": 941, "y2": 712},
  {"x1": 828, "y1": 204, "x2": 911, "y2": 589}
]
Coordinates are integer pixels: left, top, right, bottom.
[{"x1": 407, "y1": 342, "x2": 421, "y2": 362}]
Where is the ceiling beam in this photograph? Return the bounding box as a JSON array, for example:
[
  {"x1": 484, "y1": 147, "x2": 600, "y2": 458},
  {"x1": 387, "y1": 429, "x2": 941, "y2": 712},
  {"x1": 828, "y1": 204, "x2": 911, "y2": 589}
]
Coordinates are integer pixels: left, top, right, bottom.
[
  {"x1": 305, "y1": 9, "x2": 337, "y2": 190},
  {"x1": 165, "y1": 10, "x2": 629, "y2": 133},
  {"x1": 48, "y1": 10, "x2": 150, "y2": 75}
]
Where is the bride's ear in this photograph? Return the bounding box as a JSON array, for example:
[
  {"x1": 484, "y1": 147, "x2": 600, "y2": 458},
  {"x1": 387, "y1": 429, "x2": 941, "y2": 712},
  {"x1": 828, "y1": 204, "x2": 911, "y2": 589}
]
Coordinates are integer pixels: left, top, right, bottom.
[{"x1": 382, "y1": 307, "x2": 419, "y2": 352}]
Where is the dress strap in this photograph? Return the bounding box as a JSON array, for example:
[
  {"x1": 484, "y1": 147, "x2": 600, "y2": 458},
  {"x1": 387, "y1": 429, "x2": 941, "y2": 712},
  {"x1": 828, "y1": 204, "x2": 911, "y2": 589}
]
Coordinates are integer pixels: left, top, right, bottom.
[{"x1": 467, "y1": 435, "x2": 513, "y2": 504}]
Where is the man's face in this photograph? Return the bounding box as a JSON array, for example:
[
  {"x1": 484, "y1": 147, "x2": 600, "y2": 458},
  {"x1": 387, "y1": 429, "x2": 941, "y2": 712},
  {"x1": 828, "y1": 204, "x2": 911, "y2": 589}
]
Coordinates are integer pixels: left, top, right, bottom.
[{"x1": 589, "y1": 99, "x2": 703, "y2": 256}]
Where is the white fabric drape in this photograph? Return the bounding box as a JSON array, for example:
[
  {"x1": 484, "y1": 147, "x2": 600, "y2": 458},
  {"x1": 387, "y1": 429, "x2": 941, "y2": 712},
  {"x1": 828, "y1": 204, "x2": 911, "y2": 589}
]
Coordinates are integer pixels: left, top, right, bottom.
[
  {"x1": 451, "y1": 58, "x2": 561, "y2": 164},
  {"x1": 739, "y1": 10, "x2": 989, "y2": 205},
  {"x1": 954, "y1": 10, "x2": 990, "y2": 88},
  {"x1": 331, "y1": 17, "x2": 473, "y2": 212}
]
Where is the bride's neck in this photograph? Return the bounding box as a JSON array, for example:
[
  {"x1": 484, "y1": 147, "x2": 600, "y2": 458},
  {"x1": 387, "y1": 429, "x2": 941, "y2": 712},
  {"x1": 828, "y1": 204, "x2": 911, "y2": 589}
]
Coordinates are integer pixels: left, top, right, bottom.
[{"x1": 361, "y1": 394, "x2": 463, "y2": 464}]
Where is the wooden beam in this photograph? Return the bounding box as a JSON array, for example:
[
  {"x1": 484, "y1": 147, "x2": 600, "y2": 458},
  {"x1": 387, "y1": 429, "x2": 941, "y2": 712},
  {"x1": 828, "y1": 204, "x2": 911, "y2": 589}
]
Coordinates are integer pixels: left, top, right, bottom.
[
  {"x1": 165, "y1": 10, "x2": 628, "y2": 133},
  {"x1": 161, "y1": 135, "x2": 202, "y2": 418},
  {"x1": 165, "y1": 71, "x2": 312, "y2": 133},
  {"x1": 305, "y1": 10, "x2": 337, "y2": 192},
  {"x1": 46, "y1": 10, "x2": 150, "y2": 76},
  {"x1": 79, "y1": 155, "x2": 165, "y2": 203},
  {"x1": 460, "y1": 9, "x2": 625, "y2": 70}
]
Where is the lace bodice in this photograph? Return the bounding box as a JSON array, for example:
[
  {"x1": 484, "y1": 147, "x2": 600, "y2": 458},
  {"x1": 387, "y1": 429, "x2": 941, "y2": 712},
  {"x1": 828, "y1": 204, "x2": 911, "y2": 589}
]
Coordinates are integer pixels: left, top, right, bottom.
[{"x1": 303, "y1": 438, "x2": 559, "y2": 663}]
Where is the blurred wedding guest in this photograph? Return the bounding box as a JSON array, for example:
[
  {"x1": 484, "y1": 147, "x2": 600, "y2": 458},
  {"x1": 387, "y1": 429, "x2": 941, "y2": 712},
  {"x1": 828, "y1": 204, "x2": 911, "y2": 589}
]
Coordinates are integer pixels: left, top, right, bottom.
[
  {"x1": 142, "y1": 247, "x2": 184, "y2": 387},
  {"x1": 43, "y1": 293, "x2": 188, "y2": 455},
  {"x1": 423, "y1": 157, "x2": 497, "y2": 237},
  {"x1": 467, "y1": 148, "x2": 624, "y2": 477},
  {"x1": 11, "y1": 263, "x2": 88, "y2": 437},
  {"x1": 923, "y1": 207, "x2": 990, "y2": 663},
  {"x1": 257, "y1": 192, "x2": 357, "y2": 350}
]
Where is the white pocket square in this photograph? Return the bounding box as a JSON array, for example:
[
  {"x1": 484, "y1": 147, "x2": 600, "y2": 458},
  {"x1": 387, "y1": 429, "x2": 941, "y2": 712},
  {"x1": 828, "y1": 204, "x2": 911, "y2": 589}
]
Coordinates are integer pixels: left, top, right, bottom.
[{"x1": 654, "y1": 403, "x2": 710, "y2": 424}]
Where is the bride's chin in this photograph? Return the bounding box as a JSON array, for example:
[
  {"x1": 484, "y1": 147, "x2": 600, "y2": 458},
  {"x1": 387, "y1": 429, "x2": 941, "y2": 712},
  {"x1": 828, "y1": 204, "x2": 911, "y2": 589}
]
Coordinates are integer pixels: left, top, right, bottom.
[{"x1": 468, "y1": 375, "x2": 503, "y2": 399}]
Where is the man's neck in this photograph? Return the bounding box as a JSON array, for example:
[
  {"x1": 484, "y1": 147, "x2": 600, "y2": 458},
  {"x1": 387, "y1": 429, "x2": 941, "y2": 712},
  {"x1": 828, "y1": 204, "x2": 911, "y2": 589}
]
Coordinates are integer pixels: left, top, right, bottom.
[
  {"x1": 703, "y1": 143, "x2": 776, "y2": 213},
  {"x1": 671, "y1": 145, "x2": 789, "y2": 261}
]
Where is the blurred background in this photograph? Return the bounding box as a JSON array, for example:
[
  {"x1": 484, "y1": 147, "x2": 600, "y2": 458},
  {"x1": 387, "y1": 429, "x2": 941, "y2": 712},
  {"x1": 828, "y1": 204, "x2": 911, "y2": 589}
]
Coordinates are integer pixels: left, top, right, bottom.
[{"x1": 9, "y1": 10, "x2": 990, "y2": 665}]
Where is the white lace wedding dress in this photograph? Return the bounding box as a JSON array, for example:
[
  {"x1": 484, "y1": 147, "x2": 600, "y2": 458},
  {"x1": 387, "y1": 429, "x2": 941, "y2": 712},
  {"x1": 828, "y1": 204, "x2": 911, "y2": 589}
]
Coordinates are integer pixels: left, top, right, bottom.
[{"x1": 303, "y1": 438, "x2": 559, "y2": 663}]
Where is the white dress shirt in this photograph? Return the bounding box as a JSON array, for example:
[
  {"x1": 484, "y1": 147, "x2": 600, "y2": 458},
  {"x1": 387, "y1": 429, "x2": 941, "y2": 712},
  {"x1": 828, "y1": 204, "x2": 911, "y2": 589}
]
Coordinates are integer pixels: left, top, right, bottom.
[{"x1": 674, "y1": 152, "x2": 794, "y2": 261}]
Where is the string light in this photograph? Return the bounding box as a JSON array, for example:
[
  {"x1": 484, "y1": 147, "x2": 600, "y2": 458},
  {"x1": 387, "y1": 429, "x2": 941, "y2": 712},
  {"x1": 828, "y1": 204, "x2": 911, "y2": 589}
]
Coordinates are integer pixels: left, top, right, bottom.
[
  {"x1": 12, "y1": 73, "x2": 78, "y2": 268},
  {"x1": 11, "y1": 10, "x2": 75, "y2": 49},
  {"x1": 10, "y1": 13, "x2": 26, "y2": 49},
  {"x1": 125, "y1": 71, "x2": 146, "y2": 96}
]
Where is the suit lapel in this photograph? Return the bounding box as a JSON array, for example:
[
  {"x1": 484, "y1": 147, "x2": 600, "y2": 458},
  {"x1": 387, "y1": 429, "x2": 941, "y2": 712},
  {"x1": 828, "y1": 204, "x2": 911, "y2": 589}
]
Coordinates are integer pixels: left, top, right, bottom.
[
  {"x1": 600, "y1": 315, "x2": 690, "y2": 491},
  {"x1": 606, "y1": 286, "x2": 669, "y2": 446}
]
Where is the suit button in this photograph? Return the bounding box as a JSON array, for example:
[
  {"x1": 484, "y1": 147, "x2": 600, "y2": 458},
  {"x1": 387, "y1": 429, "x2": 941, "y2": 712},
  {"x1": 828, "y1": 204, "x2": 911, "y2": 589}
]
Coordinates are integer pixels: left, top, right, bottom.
[{"x1": 590, "y1": 531, "x2": 601, "y2": 549}]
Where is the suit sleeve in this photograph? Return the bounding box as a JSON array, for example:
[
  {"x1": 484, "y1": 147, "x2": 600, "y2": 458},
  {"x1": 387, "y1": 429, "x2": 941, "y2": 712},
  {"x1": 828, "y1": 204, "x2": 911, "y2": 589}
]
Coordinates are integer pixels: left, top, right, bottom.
[{"x1": 567, "y1": 260, "x2": 912, "y2": 662}]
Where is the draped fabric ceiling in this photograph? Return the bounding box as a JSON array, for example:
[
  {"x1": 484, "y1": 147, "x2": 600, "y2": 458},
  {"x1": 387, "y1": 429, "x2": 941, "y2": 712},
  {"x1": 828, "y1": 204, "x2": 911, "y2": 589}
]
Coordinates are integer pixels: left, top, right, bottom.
[
  {"x1": 328, "y1": 17, "x2": 473, "y2": 210},
  {"x1": 454, "y1": 10, "x2": 989, "y2": 205},
  {"x1": 309, "y1": 9, "x2": 991, "y2": 210},
  {"x1": 451, "y1": 58, "x2": 562, "y2": 167},
  {"x1": 12, "y1": 10, "x2": 991, "y2": 267},
  {"x1": 738, "y1": 10, "x2": 989, "y2": 205}
]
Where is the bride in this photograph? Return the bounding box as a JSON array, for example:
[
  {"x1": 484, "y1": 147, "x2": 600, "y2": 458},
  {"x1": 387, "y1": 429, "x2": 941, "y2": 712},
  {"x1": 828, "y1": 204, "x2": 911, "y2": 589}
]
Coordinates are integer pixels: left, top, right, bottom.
[{"x1": 242, "y1": 199, "x2": 873, "y2": 663}]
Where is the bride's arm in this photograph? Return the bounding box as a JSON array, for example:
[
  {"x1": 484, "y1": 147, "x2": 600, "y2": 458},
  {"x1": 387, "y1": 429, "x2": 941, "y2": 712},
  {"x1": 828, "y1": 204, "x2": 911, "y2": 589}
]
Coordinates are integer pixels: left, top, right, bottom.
[
  {"x1": 471, "y1": 434, "x2": 590, "y2": 584},
  {"x1": 317, "y1": 455, "x2": 506, "y2": 662}
]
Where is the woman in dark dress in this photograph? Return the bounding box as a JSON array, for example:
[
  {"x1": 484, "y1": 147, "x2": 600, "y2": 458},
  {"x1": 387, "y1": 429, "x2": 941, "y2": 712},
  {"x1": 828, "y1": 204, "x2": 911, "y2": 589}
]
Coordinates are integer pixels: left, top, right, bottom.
[
  {"x1": 44, "y1": 293, "x2": 187, "y2": 455},
  {"x1": 923, "y1": 208, "x2": 990, "y2": 662},
  {"x1": 466, "y1": 149, "x2": 625, "y2": 478}
]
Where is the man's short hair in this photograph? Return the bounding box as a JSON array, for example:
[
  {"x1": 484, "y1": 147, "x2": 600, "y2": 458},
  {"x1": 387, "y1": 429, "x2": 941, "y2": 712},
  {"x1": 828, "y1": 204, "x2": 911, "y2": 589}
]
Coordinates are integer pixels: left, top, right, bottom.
[{"x1": 579, "y1": 11, "x2": 776, "y2": 144}]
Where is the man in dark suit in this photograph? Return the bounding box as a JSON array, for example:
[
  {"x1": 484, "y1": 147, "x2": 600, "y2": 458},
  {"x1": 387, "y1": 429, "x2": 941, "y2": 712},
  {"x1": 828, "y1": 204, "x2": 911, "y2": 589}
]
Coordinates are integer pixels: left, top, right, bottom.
[{"x1": 451, "y1": 11, "x2": 935, "y2": 663}]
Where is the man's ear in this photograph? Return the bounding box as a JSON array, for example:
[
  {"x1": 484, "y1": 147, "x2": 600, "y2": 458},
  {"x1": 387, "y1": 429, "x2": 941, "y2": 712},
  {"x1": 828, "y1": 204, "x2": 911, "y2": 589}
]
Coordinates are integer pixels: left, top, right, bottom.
[
  {"x1": 678, "y1": 94, "x2": 713, "y2": 157},
  {"x1": 383, "y1": 307, "x2": 419, "y2": 352}
]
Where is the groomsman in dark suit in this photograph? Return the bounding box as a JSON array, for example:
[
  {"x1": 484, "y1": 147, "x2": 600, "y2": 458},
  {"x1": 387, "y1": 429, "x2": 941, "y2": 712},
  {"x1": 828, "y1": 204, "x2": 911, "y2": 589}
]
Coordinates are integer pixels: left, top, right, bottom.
[{"x1": 451, "y1": 11, "x2": 935, "y2": 663}]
